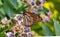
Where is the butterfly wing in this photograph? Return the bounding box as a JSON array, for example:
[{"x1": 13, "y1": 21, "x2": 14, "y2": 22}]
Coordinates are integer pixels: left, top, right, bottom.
[
  {"x1": 26, "y1": 12, "x2": 41, "y2": 22},
  {"x1": 23, "y1": 13, "x2": 33, "y2": 27},
  {"x1": 23, "y1": 12, "x2": 41, "y2": 27}
]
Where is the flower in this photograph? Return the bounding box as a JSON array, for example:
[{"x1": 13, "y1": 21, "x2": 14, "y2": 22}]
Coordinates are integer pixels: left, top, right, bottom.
[
  {"x1": 33, "y1": 10, "x2": 38, "y2": 14},
  {"x1": 24, "y1": 26, "x2": 31, "y2": 32},
  {"x1": 9, "y1": 34, "x2": 15, "y2": 37},
  {"x1": 14, "y1": 14, "x2": 23, "y2": 21},
  {"x1": 5, "y1": 32, "x2": 15, "y2": 37},
  {"x1": 45, "y1": 16, "x2": 50, "y2": 22},
  {"x1": 26, "y1": 6, "x2": 35, "y2": 13},
  {"x1": 39, "y1": 0, "x2": 45, "y2": 4},
  {"x1": 47, "y1": 11, "x2": 52, "y2": 17},
  {"x1": 31, "y1": 2, "x2": 34, "y2": 5},
  {"x1": 27, "y1": 32, "x2": 32, "y2": 37},
  {"x1": 1, "y1": 17, "x2": 9, "y2": 24},
  {"x1": 40, "y1": 13, "x2": 50, "y2": 22},
  {"x1": 19, "y1": 32, "x2": 27, "y2": 37},
  {"x1": 14, "y1": 14, "x2": 23, "y2": 25},
  {"x1": 37, "y1": 5, "x2": 43, "y2": 10}
]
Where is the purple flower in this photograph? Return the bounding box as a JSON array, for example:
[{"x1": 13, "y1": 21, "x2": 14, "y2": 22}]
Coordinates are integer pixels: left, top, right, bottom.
[
  {"x1": 37, "y1": 6, "x2": 43, "y2": 10},
  {"x1": 39, "y1": 0, "x2": 45, "y2": 3},
  {"x1": 10, "y1": 34, "x2": 15, "y2": 37},
  {"x1": 40, "y1": 14, "x2": 50, "y2": 22},
  {"x1": 27, "y1": 32, "x2": 32, "y2": 36},
  {"x1": 31, "y1": 2, "x2": 34, "y2": 5},
  {"x1": 24, "y1": 27, "x2": 30, "y2": 32},
  {"x1": 33, "y1": 10, "x2": 38, "y2": 14},
  {"x1": 45, "y1": 16, "x2": 50, "y2": 22},
  {"x1": 5, "y1": 32, "x2": 15, "y2": 37},
  {"x1": 14, "y1": 14, "x2": 23, "y2": 25},
  {"x1": 14, "y1": 14, "x2": 23, "y2": 21}
]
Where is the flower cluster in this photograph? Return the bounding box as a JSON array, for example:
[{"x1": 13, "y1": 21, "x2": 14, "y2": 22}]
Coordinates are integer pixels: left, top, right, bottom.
[
  {"x1": 4, "y1": 14, "x2": 32, "y2": 37},
  {"x1": 23, "y1": 0, "x2": 52, "y2": 22},
  {"x1": 5, "y1": 32, "x2": 15, "y2": 37}
]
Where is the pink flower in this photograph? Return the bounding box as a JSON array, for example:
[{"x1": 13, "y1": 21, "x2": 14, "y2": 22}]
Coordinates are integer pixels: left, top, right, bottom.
[
  {"x1": 47, "y1": 11, "x2": 52, "y2": 17},
  {"x1": 40, "y1": 14, "x2": 50, "y2": 22},
  {"x1": 1, "y1": 17, "x2": 8, "y2": 24},
  {"x1": 14, "y1": 14, "x2": 23, "y2": 21},
  {"x1": 45, "y1": 16, "x2": 50, "y2": 22},
  {"x1": 37, "y1": 5, "x2": 43, "y2": 10}
]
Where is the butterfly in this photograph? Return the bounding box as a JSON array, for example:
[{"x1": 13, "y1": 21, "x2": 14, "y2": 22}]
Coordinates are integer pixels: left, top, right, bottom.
[
  {"x1": 23, "y1": 11, "x2": 42, "y2": 27},
  {"x1": 23, "y1": 7, "x2": 51, "y2": 26},
  {"x1": 13, "y1": 6, "x2": 50, "y2": 27}
]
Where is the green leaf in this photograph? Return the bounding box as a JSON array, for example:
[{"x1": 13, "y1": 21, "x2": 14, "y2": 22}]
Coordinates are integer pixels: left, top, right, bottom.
[
  {"x1": 0, "y1": 8, "x2": 5, "y2": 15},
  {"x1": 0, "y1": 8, "x2": 5, "y2": 19},
  {"x1": 4, "y1": 0, "x2": 18, "y2": 9},
  {"x1": 17, "y1": 0, "x2": 23, "y2": 7},
  {"x1": 0, "y1": 33, "x2": 7, "y2": 37},
  {"x1": 36, "y1": 0, "x2": 41, "y2": 6},
  {"x1": 16, "y1": 3, "x2": 27, "y2": 14},
  {"x1": 43, "y1": 6, "x2": 49, "y2": 13},
  {"x1": 3, "y1": 0, "x2": 15, "y2": 19},
  {"x1": 0, "y1": 0, "x2": 3, "y2": 7},
  {"x1": 38, "y1": 6, "x2": 49, "y2": 15},
  {"x1": 53, "y1": 19, "x2": 60, "y2": 36},
  {"x1": 31, "y1": 23, "x2": 41, "y2": 30},
  {"x1": 10, "y1": 0, "x2": 18, "y2": 9},
  {"x1": 42, "y1": 23, "x2": 54, "y2": 36}
]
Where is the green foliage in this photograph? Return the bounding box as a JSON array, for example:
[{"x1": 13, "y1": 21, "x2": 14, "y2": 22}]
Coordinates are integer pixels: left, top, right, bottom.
[
  {"x1": 0, "y1": 0, "x2": 27, "y2": 19},
  {"x1": 53, "y1": 19, "x2": 60, "y2": 36},
  {"x1": 42, "y1": 23, "x2": 54, "y2": 36}
]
